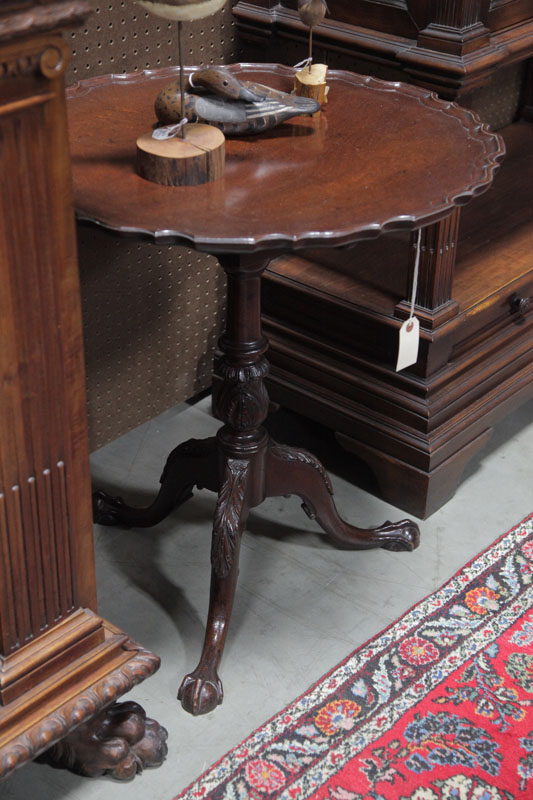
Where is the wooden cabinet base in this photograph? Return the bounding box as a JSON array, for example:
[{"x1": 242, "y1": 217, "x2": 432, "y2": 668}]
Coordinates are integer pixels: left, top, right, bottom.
[
  {"x1": 265, "y1": 348, "x2": 532, "y2": 519},
  {"x1": 262, "y1": 121, "x2": 533, "y2": 519},
  {"x1": 336, "y1": 430, "x2": 496, "y2": 522},
  {"x1": 0, "y1": 619, "x2": 166, "y2": 781}
]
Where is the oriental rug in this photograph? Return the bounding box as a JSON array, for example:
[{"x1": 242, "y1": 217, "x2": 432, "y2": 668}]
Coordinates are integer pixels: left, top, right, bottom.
[{"x1": 176, "y1": 514, "x2": 533, "y2": 800}]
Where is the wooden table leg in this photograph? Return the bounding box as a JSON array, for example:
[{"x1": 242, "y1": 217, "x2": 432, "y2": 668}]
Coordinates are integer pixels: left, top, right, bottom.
[
  {"x1": 177, "y1": 457, "x2": 250, "y2": 715},
  {"x1": 93, "y1": 437, "x2": 220, "y2": 527},
  {"x1": 265, "y1": 442, "x2": 419, "y2": 551},
  {"x1": 178, "y1": 254, "x2": 271, "y2": 714},
  {"x1": 94, "y1": 252, "x2": 421, "y2": 716},
  {"x1": 179, "y1": 252, "x2": 420, "y2": 713}
]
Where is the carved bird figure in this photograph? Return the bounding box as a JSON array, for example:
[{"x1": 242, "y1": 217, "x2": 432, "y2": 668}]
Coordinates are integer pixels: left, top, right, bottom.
[
  {"x1": 133, "y1": 0, "x2": 226, "y2": 21},
  {"x1": 154, "y1": 67, "x2": 320, "y2": 136},
  {"x1": 298, "y1": 0, "x2": 328, "y2": 28},
  {"x1": 298, "y1": 0, "x2": 328, "y2": 68}
]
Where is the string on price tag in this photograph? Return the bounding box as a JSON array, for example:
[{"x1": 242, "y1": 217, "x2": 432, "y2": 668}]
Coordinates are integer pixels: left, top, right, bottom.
[
  {"x1": 396, "y1": 228, "x2": 422, "y2": 372},
  {"x1": 152, "y1": 119, "x2": 188, "y2": 140},
  {"x1": 294, "y1": 57, "x2": 313, "y2": 70}
]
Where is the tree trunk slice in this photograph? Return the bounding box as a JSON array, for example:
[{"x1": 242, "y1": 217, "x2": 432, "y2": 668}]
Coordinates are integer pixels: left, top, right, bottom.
[
  {"x1": 136, "y1": 123, "x2": 225, "y2": 186},
  {"x1": 293, "y1": 64, "x2": 328, "y2": 117}
]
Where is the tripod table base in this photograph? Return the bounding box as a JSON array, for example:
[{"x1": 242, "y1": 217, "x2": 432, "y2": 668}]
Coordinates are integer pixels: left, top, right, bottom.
[{"x1": 94, "y1": 433, "x2": 420, "y2": 716}]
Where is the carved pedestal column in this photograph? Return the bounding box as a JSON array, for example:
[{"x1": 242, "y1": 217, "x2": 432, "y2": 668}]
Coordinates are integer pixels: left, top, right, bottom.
[
  {"x1": 179, "y1": 254, "x2": 271, "y2": 715},
  {"x1": 176, "y1": 253, "x2": 419, "y2": 716}
]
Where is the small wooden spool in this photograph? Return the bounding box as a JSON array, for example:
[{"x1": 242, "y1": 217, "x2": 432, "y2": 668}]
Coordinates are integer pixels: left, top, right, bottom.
[
  {"x1": 136, "y1": 123, "x2": 225, "y2": 186},
  {"x1": 293, "y1": 64, "x2": 329, "y2": 117}
]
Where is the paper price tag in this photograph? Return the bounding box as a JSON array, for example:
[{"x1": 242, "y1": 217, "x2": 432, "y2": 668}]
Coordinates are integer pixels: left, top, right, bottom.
[{"x1": 396, "y1": 316, "x2": 420, "y2": 372}]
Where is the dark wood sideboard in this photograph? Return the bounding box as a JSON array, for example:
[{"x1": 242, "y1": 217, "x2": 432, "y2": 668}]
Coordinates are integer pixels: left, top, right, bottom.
[
  {"x1": 0, "y1": 0, "x2": 166, "y2": 781},
  {"x1": 233, "y1": 1, "x2": 533, "y2": 518}
]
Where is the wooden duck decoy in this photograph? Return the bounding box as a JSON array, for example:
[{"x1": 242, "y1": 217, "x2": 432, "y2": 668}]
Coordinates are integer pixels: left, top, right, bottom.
[{"x1": 155, "y1": 67, "x2": 321, "y2": 137}]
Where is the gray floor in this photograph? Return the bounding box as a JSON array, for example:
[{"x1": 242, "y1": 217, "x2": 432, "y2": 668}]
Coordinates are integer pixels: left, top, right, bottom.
[{"x1": 2, "y1": 396, "x2": 532, "y2": 800}]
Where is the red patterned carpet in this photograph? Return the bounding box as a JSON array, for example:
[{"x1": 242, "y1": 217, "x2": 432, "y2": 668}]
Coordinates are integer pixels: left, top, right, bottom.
[{"x1": 176, "y1": 514, "x2": 533, "y2": 800}]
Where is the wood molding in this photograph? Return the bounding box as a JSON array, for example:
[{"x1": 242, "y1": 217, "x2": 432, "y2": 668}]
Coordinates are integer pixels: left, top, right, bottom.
[
  {"x1": 0, "y1": 1, "x2": 91, "y2": 43},
  {"x1": 265, "y1": 324, "x2": 533, "y2": 468},
  {"x1": 0, "y1": 624, "x2": 161, "y2": 779},
  {"x1": 0, "y1": 609, "x2": 104, "y2": 705}
]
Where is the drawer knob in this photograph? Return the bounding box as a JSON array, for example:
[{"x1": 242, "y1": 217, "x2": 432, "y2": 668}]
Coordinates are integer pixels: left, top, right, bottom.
[{"x1": 509, "y1": 294, "x2": 530, "y2": 316}]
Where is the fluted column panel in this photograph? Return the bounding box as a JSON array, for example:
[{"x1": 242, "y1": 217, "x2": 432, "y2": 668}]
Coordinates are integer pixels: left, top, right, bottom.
[
  {"x1": 0, "y1": 36, "x2": 95, "y2": 661},
  {"x1": 433, "y1": 0, "x2": 488, "y2": 29}
]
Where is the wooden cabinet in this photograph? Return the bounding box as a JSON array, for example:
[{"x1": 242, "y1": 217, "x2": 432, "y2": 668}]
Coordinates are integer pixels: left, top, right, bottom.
[
  {"x1": 234, "y1": 1, "x2": 533, "y2": 99},
  {"x1": 0, "y1": 0, "x2": 166, "y2": 780},
  {"x1": 233, "y1": 0, "x2": 533, "y2": 518}
]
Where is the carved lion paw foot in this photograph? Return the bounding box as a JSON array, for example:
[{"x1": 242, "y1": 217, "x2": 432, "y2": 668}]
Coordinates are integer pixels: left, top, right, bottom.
[
  {"x1": 178, "y1": 671, "x2": 223, "y2": 716},
  {"x1": 377, "y1": 519, "x2": 421, "y2": 552},
  {"x1": 92, "y1": 490, "x2": 127, "y2": 526},
  {"x1": 38, "y1": 700, "x2": 168, "y2": 780}
]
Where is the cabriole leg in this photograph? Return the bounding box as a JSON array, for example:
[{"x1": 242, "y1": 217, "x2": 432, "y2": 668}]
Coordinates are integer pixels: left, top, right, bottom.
[{"x1": 265, "y1": 442, "x2": 420, "y2": 552}]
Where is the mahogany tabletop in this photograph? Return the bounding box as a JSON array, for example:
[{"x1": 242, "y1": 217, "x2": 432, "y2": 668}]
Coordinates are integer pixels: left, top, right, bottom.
[{"x1": 66, "y1": 63, "x2": 504, "y2": 254}]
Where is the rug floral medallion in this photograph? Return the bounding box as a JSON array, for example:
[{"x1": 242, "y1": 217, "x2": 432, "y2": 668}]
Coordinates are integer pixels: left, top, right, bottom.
[{"x1": 176, "y1": 515, "x2": 533, "y2": 800}]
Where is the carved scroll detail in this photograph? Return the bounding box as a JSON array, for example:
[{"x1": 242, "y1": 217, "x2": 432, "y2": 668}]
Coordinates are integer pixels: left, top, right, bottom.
[
  {"x1": 39, "y1": 42, "x2": 69, "y2": 78},
  {"x1": 211, "y1": 459, "x2": 249, "y2": 578},
  {"x1": 0, "y1": 645, "x2": 160, "y2": 780},
  {"x1": 0, "y1": 40, "x2": 69, "y2": 81},
  {"x1": 269, "y1": 443, "x2": 334, "y2": 495}
]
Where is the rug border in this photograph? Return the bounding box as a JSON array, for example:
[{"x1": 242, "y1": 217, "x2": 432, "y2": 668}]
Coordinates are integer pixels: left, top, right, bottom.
[{"x1": 174, "y1": 512, "x2": 533, "y2": 799}]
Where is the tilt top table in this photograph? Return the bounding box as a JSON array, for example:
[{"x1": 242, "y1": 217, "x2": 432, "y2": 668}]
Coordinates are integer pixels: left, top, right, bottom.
[{"x1": 67, "y1": 64, "x2": 504, "y2": 716}]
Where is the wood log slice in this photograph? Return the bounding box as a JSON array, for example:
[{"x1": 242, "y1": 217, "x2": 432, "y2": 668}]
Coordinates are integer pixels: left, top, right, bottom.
[
  {"x1": 136, "y1": 123, "x2": 225, "y2": 186},
  {"x1": 293, "y1": 64, "x2": 328, "y2": 117}
]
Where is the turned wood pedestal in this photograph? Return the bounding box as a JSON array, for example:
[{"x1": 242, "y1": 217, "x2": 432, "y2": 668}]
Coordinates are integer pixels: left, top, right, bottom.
[{"x1": 67, "y1": 64, "x2": 503, "y2": 716}]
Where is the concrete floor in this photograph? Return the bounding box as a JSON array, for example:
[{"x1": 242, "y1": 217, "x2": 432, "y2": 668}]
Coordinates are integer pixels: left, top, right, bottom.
[{"x1": 2, "y1": 396, "x2": 532, "y2": 800}]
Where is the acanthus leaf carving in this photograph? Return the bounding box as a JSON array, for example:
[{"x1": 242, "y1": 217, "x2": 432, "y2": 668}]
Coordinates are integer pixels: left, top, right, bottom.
[
  {"x1": 211, "y1": 459, "x2": 249, "y2": 579},
  {"x1": 214, "y1": 357, "x2": 270, "y2": 430},
  {"x1": 269, "y1": 443, "x2": 334, "y2": 495}
]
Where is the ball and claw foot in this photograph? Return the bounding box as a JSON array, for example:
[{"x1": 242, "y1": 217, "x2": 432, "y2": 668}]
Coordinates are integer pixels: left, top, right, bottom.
[
  {"x1": 93, "y1": 490, "x2": 126, "y2": 526},
  {"x1": 178, "y1": 671, "x2": 224, "y2": 716},
  {"x1": 376, "y1": 519, "x2": 420, "y2": 552},
  {"x1": 37, "y1": 701, "x2": 168, "y2": 780}
]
